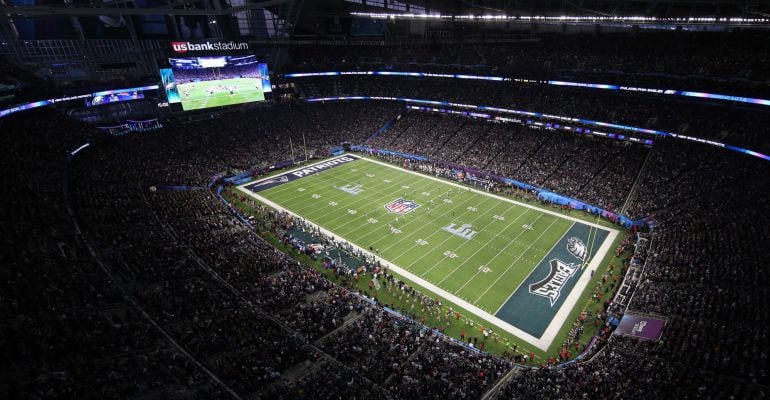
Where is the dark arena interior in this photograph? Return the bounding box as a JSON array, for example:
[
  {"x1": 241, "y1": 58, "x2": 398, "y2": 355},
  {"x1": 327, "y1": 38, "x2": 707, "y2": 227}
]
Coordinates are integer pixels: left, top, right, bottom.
[{"x1": 1, "y1": 0, "x2": 769, "y2": 399}]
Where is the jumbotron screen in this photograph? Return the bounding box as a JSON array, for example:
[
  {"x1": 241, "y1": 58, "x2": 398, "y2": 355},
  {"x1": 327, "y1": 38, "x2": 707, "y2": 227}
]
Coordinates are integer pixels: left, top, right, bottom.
[{"x1": 162, "y1": 55, "x2": 271, "y2": 111}]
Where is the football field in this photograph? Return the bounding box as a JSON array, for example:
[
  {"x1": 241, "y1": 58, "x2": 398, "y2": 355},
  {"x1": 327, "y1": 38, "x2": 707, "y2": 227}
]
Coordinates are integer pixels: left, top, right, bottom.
[
  {"x1": 178, "y1": 77, "x2": 264, "y2": 111},
  {"x1": 238, "y1": 154, "x2": 619, "y2": 350}
]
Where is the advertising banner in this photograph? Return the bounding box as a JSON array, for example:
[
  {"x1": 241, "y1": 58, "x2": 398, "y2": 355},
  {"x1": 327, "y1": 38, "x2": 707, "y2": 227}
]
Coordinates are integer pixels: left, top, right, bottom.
[{"x1": 614, "y1": 313, "x2": 666, "y2": 341}]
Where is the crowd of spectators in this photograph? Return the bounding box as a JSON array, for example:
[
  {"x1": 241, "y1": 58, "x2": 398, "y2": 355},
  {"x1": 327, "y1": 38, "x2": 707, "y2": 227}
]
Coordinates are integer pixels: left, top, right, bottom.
[
  {"x1": 71, "y1": 101, "x2": 401, "y2": 185},
  {"x1": 627, "y1": 151, "x2": 769, "y2": 383},
  {"x1": 367, "y1": 111, "x2": 648, "y2": 213},
  {"x1": 143, "y1": 186, "x2": 508, "y2": 398},
  {"x1": 496, "y1": 335, "x2": 765, "y2": 399},
  {"x1": 0, "y1": 110, "x2": 227, "y2": 399},
  {"x1": 72, "y1": 172, "x2": 314, "y2": 397},
  {"x1": 3, "y1": 40, "x2": 769, "y2": 398},
  {"x1": 494, "y1": 132, "x2": 769, "y2": 397},
  {"x1": 317, "y1": 307, "x2": 428, "y2": 384},
  {"x1": 288, "y1": 74, "x2": 770, "y2": 153},
  {"x1": 0, "y1": 106, "x2": 506, "y2": 399}
]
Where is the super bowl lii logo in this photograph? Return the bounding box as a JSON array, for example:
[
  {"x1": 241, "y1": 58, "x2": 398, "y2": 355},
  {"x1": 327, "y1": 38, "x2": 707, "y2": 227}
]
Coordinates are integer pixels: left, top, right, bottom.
[{"x1": 442, "y1": 223, "x2": 477, "y2": 240}]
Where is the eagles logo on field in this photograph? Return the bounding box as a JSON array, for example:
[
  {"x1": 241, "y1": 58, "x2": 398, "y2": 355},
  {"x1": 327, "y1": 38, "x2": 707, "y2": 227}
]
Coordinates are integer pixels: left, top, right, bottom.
[
  {"x1": 567, "y1": 237, "x2": 587, "y2": 260},
  {"x1": 529, "y1": 259, "x2": 580, "y2": 306},
  {"x1": 384, "y1": 198, "x2": 420, "y2": 215}
]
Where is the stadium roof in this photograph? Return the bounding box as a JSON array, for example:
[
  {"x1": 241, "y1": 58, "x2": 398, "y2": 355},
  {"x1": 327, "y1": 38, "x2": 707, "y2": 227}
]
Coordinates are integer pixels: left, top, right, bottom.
[{"x1": 2, "y1": 0, "x2": 769, "y2": 20}]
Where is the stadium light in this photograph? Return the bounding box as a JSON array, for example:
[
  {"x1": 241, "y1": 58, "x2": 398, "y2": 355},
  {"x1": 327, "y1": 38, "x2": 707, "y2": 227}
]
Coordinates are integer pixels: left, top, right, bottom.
[{"x1": 349, "y1": 12, "x2": 770, "y2": 26}]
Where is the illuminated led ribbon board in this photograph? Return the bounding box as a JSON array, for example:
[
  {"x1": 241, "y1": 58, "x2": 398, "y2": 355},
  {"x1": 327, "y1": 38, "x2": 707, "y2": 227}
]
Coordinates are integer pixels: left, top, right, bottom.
[
  {"x1": 405, "y1": 105, "x2": 654, "y2": 146},
  {"x1": 0, "y1": 85, "x2": 159, "y2": 118},
  {"x1": 348, "y1": 12, "x2": 770, "y2": 26},
  {"x1": 285, "y1": 71, "x2": 770, "y2": 108}
]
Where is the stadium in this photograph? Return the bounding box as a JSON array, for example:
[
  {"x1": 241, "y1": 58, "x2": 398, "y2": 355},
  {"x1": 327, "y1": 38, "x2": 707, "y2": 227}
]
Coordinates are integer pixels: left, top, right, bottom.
[{"x1": 0, "y1": 0, "x2": 768, "y2": 399}]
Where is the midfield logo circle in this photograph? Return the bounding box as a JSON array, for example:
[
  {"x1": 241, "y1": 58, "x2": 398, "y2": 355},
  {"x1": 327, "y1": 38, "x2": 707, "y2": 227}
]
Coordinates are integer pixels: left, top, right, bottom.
[{"x1": 384, "y1": 198, "x2": 420, "y2": 214}]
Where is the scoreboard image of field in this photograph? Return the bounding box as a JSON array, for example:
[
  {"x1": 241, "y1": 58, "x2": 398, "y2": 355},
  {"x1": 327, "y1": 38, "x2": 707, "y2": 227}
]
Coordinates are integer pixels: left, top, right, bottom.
[
  {"x1": 238, "y1": 154, "x2": 620, "y2": 351},
  {"x1": 177, "y1": 78, "x2": 264, "y2": 111},
  {"x1": 162, "y1": 55, "x2": 271, "y2": 111}
]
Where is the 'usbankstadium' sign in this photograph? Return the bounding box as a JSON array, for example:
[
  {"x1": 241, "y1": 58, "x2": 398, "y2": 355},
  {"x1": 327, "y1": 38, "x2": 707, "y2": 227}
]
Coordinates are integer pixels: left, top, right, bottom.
[{"x1": 170, "y1": 41, "x2": 250, "y2": 54}]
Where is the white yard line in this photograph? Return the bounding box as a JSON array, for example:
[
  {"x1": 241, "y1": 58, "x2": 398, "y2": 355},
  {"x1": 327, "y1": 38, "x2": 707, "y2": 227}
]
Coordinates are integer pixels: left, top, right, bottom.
[
  {"x1": 401, "y1": 197, "x2": 502, "y2": 273},
  {"x1": 433, "y1": 209, "x2": 534, "y2": 285},
  {"x1": 358, "y1": 155, "x2": 616, "y2": 232},
  {"x1": 245, "y1": 159, "x2": 413, "y2": 227},
  {"x1": 381, "y1": 195, "x2": 495, "y2": 257},
  {"x1": 236, "y1": 153, "x2": 621, "y2": 352},
  {"x1": 292, "y1": 174, "x2": 422, "y2": 230},
  {"x1": 259, "y1": 161, "x2": 389, "y2": 206},
  {"x1": 258, "y1": 158, "x2": 388, "y2": 200},
  {"x1": 247, "y1": 189, "x2": 541, "y2": 350},
  {"x1": 452, "y1": 214, "x2": 550, "y2": 295},
  {"x1": 244, "y1": 157, "x2": 452, "y2": 235},
  {"x1": 484, "y1": 220, "x2": 573, "y2": 308},
  {"x1": 346, "y1": 185, "x2": 466, "y2": 244}
]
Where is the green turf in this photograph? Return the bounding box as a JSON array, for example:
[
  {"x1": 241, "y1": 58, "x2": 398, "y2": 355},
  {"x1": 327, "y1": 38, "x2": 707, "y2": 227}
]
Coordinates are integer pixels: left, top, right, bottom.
[
  {"x1": 178, "y1": 77, "x2": 264, "y2": 111},
  {"x1": 240, "y1": 156, "x2": 617, "y2": 349},
  {"x1": 256, "y1": 158, "x2": 576, "y2": 310}
]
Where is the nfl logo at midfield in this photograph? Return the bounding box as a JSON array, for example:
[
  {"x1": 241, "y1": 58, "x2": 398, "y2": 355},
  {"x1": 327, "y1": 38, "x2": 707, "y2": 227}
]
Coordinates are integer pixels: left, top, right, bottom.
[{"x1": 384, "y1": 198, "x2": 420, "y2": 215}]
